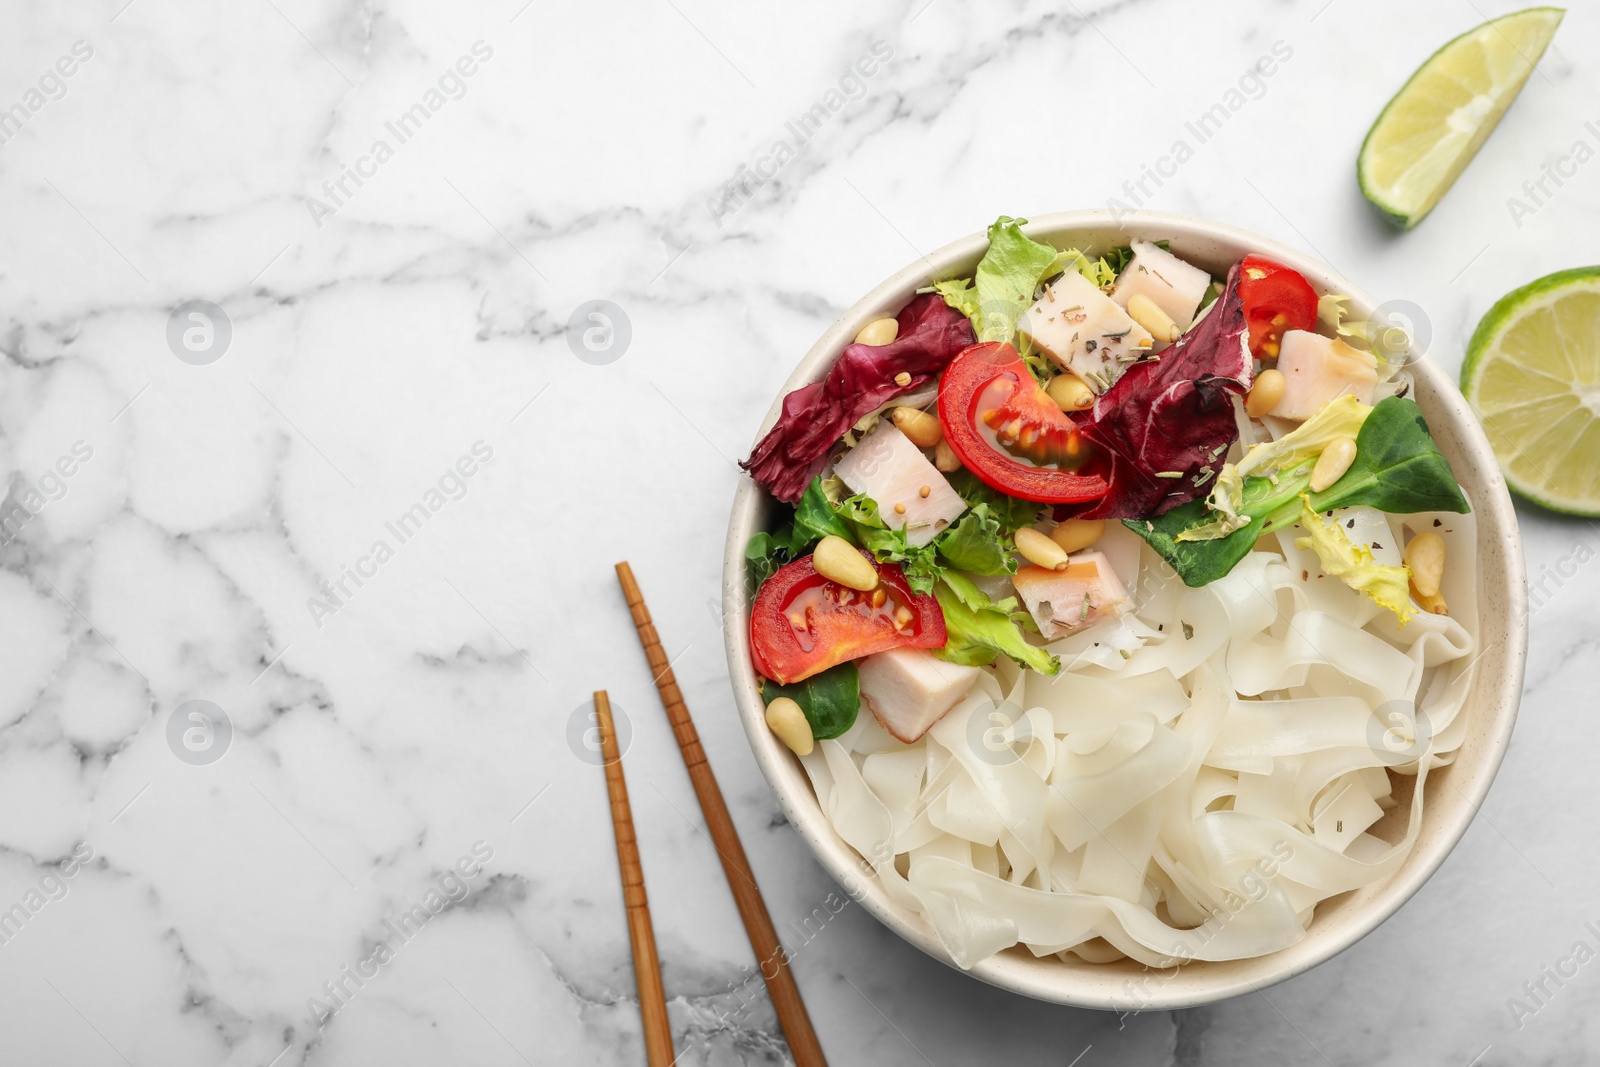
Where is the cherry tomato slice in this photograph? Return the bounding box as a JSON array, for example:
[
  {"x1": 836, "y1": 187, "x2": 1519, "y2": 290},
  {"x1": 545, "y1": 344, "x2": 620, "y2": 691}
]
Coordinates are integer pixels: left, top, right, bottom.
[
  {"x1": 750, "y1": 552, "x2": 944, "y2": 685},
  {"x1": 1238, "y1": 255, "x2": 1318, "y2": 359},
  {"x1": 935, "y1": 342, "x2": 1110, "y2": 505}
]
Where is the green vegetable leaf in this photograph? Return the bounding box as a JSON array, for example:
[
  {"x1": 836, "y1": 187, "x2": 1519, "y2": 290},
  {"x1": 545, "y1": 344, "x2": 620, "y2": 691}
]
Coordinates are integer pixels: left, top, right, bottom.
[
  {"x1": 946, "y1": 470, "x2": 1044, "y2": 533},
  {"x1": 745, "y1": 478, "x2": 855, "y2": 592},
  {"x1": 1292, "y1": 495, "x2": 1415, "y2": 623},
  {"x1": 932, "y1": 216, "x2": 1062, "y2": 343},
  {"x1": 1125, "y1": 497, "x2": 1267, "y2": 588},
  {"x1": 1127, "y1": 397, "x2": 1469, "y2": 586},
  {"x1": 821, "y1": 474, "x2": 1035, "y2": 594},
  {"x1": 1097, "y1": 244, "x2": 1136, "y2": 278},
  {"x1": 792, "y1": 477, "x2": 854, "y2": 545},
  {"x1": 819, "y1": 489, "x2": 939, "y2": 593},
  {"x1": 745, "y1": 531, "x2": 793, "y2": 587},
  {"x1": 934, "y1": 577, "x2": 1059, "y2": 675},
  {"x1": 762, "y1": 662, "x2": 860, "y2": 740},
  {"x1": 1185, "y1": 395, "x2": 1374, "y2": 542},
  {"x1": 1309, "y1": 398, "x2": 1470, "y2": 516},
  {"x1": 934, "y1": 505, "x2": 1013, "y2": 576}
]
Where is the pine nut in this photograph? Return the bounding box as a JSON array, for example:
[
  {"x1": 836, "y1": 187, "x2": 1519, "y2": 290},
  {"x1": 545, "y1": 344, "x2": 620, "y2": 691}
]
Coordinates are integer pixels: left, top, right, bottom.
[
  {"x1": 934, "y1": 439, "x2": 962, "y2": 472},
  {"x1": 891, "y1": 406, "x2": 943, "y2": 448},
  {"x1": 1127, "y1": 293, "x2": 1180, "y2": 343},
  {"x1": 812, "y1": 535, "x2": 878, "y2": 591},
  {"x1": 1049, "y1": 518, "x2": 1105, "y2": 554},
  {"x1": 765, "y1": 697, "x2": 814, "y2": 756},
  {"x1": 1404, "y1": 532, "x2": 1445, "y2": 598},
  {"x1": 855, "y1": 317, "x2": 899, "y2": 346},
  {"x1": 1410, "y1": 577, "x2": 1448, "y2": 616},
  {"x1": 1309, "y1": 436, "x2": 1357, "y2": 492},
  {"x1": 1046, "y1": 373, "x2": 1095, "y2": 412},
  {"x1": 1245, "y1": 368, "x2": 1285, "y2": 418},
  {"x1": 893, "y1": 371, "x2": 911, "y2": 387},
  {"x1": 1015, "y1": 527, "x2": 1070, "y2": 570}
]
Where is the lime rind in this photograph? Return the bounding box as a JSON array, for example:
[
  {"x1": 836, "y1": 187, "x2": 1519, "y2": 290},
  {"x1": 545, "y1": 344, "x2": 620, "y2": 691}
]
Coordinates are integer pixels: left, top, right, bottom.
[
  {"x1": 1463, "y1": 266, "x2": 1600, "y2": 516},
  {"x1": 1358, "y1": 6, "x2": 1565, "y2": 229}
]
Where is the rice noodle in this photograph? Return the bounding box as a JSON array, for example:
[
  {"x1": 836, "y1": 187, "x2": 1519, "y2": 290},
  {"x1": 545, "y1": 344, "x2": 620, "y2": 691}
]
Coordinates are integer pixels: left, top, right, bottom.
[{"x1": 800, "y1": 501, "x2": 1478, "y2": 968}]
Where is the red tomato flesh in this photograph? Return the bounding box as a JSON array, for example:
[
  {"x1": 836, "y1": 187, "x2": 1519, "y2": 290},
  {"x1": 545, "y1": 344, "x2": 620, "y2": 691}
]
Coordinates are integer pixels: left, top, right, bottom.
[
  {"x1": 750, "y1": 552, "x2": 945, "y2": 685},
  {"x1": 936, "y1": 342, "x2": 1110, "y2": 505},
  {"x1": 1238, "y1": 255, "x2": 1318, "y2": 360}
]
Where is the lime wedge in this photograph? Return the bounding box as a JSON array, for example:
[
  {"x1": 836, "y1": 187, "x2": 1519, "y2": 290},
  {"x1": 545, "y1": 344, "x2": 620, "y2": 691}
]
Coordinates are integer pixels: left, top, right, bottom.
[
  {"x1": 1358, "y1": 7, "x2": 1563, "y2": 228},
  {"x1": 1463, "y1": 267, "x2": 1600, "y2": 515}
]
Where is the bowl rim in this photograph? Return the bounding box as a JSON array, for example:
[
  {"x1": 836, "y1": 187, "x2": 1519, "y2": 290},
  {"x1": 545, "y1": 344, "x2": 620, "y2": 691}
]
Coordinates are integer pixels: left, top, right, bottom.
[{"x1": 720, "y1": 209, "x2": 1527, "y2": 1010}]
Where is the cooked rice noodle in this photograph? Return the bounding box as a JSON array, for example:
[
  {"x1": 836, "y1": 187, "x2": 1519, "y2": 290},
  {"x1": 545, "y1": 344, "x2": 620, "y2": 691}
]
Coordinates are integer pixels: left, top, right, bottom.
[{"x1": 800, "y1": 502, "x2": 1478, "y2": 969}]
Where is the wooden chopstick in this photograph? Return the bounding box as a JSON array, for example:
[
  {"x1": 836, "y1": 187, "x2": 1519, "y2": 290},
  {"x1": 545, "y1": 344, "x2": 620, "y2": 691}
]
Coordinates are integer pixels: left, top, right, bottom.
[
  {"x1": 592, "y1": 689, "x2": 676, "y2": 1067},
  {"x1": 614, "y1": 563, "x2": 829, "y2": 1067}
]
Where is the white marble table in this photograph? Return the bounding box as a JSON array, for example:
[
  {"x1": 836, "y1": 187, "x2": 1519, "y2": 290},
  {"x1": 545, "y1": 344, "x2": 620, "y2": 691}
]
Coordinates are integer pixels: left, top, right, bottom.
[{"x1": 0, "y1": 0, "x2": 1595, "y2": 1063}]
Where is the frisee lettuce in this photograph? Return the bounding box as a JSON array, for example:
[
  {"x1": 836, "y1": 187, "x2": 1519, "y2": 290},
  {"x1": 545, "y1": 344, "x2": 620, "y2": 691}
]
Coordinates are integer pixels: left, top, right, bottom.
[
  {"x1": 1292, "y1": 496, "x2": 1415, "y2": 624},
  {"x1": 945, "y1": 469, "x2": 1045, "y2": 534},
  {"x1": 749, "y1": 475, "x2": 1044, "y2": 595},
  {"x1": 931, "y1": 216, "x2": 1062, "y2": 345},
  {"x1": 1187, "y1": 395, "x2": 1374, "y2": 541},
  {"x1": 934, "y1": 572, "x2": 1059, "y2": 675}
]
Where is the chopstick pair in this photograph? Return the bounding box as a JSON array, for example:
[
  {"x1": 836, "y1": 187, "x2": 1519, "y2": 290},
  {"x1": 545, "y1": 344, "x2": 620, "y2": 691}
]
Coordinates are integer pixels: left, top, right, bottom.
[{"x1": 594, "y1": 563, "x2": 828, "y2": 1067}]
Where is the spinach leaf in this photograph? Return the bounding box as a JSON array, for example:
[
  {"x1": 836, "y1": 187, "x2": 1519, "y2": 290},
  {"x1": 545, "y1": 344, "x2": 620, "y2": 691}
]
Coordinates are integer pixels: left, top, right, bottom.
[
  {"x1": 745, "y1": 531, "x2": 793, "y2": 587},
  {"x1": 762, "y1": 662, "x2": 860, "y2": 740},
  {"x1": 1310, "y1": 398, "x2": 1470, "y2": 516},
  {"x1": 1127, "y1": 397, "x2": 1468, "y2": 586}
]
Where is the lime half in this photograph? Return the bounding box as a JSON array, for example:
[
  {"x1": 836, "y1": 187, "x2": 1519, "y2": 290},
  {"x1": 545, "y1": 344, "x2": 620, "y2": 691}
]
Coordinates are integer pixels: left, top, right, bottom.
[
  {"x1": 1463, "y1": 267, "x2": 1600, "y2": 515},
  {"x1": 1358, "y1": 7, "x2": 1563, "y2": 229}
]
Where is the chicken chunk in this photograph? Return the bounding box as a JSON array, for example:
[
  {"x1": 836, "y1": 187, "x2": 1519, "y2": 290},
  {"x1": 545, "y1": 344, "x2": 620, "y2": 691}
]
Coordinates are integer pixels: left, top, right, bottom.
[
  {"x1": 1018, "y1": 271, "x2": 1152, "y2": 394},
  {"x1": 1109, "y1": 239, "x2": 1212, "y2": 332},
  {"x1": 834, "y1": 423, "x2": 966, "y2": 548},
  {"x1": 1012, "y1": 550, "x2": 1131, "y2": 640},
  {"x1": 1269, "y1": 330, "x2": 1378, "y2": 421},
  {"x1": 857, "y1": 647, "x2": 980, "y2": 743}
]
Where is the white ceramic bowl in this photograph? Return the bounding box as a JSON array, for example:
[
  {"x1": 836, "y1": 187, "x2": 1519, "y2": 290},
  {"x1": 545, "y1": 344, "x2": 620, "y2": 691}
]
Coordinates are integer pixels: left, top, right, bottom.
[{"x1": 720, "y1": 211, "x2": 1526, "y2": 1009}]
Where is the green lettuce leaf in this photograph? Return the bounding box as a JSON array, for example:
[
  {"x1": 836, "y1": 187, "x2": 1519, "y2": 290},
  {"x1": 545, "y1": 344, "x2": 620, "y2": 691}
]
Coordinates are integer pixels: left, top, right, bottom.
[
  {"x1": 932, "y1": 216, "x2": 1062, "y2": 343},
  {"x1": 744, "y1": 477, "x2": 856, "y2": 588},
  {"x1": 751, "y1": 474, "x2": 1053, "y2": 670},
  {"x1": 934, "y1": 574, "x2": 1058, "y2": 675},
  {"x1": 1292, "y1": 495, "x2": 1415, "y2": 624},
  {"x1": 792, "y1": 477, "x2": 854, "y2": 544},
  {"x1": 946, "y1": 470, "x2": 1044, "y2": 534},
  {"x1": 761, "y1": 662, "x2": 860, "y2": 740},
  {"x1": 1186, "y1": 395, "x2": 1375, "y2": 541},
  {"x1": 934, "y1": 505, "x2": 1013, "y2": 576},
  {"x1": 791, "y1": 473, "x2": 1041, "y2": 594},
  {"x1": 1128, "y1": 397, "x2": 1469, "y2": 587}
]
